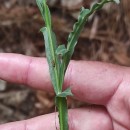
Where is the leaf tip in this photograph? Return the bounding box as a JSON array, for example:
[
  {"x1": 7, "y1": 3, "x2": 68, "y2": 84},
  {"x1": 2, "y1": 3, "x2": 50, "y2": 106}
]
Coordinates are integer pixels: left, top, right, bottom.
[{"x1": 40, "y1": 27, "x2": 46, "y2": 33}]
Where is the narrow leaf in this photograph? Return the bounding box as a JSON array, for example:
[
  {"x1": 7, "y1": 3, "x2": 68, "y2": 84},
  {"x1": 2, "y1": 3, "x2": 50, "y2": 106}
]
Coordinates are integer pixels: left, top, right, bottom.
[
  {"x1": 56, "y1": 45, "x2": 68, "y2": 57},
  {"x1": 41, "y1": 27, "x2": 60, "y2": 94},
  {"x1": 37, "y1": 0, "x2": 60, "y2": 94},
  {"x1": 36, "y1": 0, "x2": 51, "y2": 28},
  {"x1": 66, "y1": 8, "x2": 90, "y2": 67},
  {"x1": 56, "y1": 45, "x2": 68, "y2": 90},
  {"x1": 36, "y1": 0, "x2": 44, "y2": 17},
  {"x1": 64, "y1": 0, "x2": 118, "y2": 70}
]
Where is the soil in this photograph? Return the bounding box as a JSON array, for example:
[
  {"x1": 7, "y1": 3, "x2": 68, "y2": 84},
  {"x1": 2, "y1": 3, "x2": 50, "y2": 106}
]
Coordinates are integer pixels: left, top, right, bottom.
[{"x1": 0, "y1": 0, "x2": 130, "y2": 124}]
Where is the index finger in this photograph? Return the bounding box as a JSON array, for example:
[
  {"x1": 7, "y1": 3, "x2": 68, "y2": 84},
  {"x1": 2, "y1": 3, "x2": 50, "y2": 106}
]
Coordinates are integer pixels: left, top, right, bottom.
[{"x1": 0, "y1": 53, "x2": 125, "y2": 105}]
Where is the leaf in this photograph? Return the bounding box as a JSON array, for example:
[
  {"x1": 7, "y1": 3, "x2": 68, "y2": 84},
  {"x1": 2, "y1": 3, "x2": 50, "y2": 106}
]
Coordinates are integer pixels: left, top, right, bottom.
[
  {"x1": 57, "y1": 87, "x2": 73, "y2": 97},
  {"x1": 36, "y1": 0, "x2": 44, "y2": 18},
  {"x1": 65, "y1": 0, "x2": 117, "y2": 69},
  {"x1": 65, "y1": 8, "x2": 90, "y2": 67},
  {"x1": 56, "y1": 45, "x2": 68, "y2": 57},
  {"x1": 36, "y1": 0, "x2": 51, "y2": 27},
  {"x1": 37, "y1": 0, "x2": 60, "y2": 94},
  {"x1": 55, "y1": 45, "x2": 68, "y2": 90},
  {"x1": 41, "y1": 27, "x2": 60, "y2": 94}
]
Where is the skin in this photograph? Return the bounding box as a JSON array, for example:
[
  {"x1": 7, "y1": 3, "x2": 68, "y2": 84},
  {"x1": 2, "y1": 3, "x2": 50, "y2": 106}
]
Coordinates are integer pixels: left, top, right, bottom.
[{"x1": 0, "y1": 53, "x2": 130, "y2": 130}]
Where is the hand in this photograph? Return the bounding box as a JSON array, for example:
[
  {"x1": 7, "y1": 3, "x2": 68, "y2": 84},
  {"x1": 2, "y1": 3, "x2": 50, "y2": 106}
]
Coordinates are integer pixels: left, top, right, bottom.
[{"x1": 0, "y1": 53, "x2": 129, "y2": 130}]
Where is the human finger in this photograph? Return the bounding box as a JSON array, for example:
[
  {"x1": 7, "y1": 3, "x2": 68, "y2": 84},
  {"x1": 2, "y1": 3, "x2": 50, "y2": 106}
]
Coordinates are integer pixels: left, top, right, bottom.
[
  {"x1": 0, "y1": 107, "x2": 113, "y2": 130},
  {"x1": 0, "y1": 53, "x2": 127, "y2": 104}
]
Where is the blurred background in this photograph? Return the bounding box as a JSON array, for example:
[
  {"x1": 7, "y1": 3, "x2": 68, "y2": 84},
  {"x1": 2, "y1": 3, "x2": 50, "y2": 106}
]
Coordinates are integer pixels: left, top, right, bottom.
[{"x1": 0, "y1": 0, "x2": 130, "y2": 124}]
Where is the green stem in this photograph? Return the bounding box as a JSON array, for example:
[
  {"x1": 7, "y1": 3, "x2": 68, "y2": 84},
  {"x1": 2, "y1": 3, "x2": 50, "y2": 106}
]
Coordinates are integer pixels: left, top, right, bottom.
[{"x1": 56, "y1": 97, "x2": 68, "y2": 130}]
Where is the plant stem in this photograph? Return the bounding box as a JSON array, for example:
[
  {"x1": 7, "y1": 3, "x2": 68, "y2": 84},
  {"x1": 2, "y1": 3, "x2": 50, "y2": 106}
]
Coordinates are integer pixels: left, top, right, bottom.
[{"x1": 56, "y1": 97, "x2": 68, "y2": 130}]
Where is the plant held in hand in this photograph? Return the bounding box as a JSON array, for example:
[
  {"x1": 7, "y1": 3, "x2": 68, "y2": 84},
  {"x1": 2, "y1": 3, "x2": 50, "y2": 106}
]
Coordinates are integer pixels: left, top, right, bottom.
[{"x1": 36, "y1": 0, "x2": 120, "y2": 130}]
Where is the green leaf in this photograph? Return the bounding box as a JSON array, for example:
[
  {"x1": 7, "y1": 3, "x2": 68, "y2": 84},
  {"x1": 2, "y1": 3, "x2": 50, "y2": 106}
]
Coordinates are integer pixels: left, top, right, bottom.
[
  {"x1": 57, "y1": 87, "x2": 73, "y2": 97},
  {"x1": 37, "y1": 0, "x2": 61, "y2": 94},
  {"x1": 36, "y1": 0, "x2": 52, "y2": 28},
  {"x1": 41, "y1": 27, "x2": 60, "y2": 94},
  {"x1": 64, "y1": 0, "x2": 117, "y2": 70},
  {"x1": 36, "y1": 0, "x2": 44, "y2": 18},
  {"x1": 56, "y1": 45, "x2": 68, "y2": 57},
  {"x1": 56, "y1": 45, "x2": 68, "y2": 91},
  {"x1": 66, "y1": 8, "x2": 90, "y2": 67}
]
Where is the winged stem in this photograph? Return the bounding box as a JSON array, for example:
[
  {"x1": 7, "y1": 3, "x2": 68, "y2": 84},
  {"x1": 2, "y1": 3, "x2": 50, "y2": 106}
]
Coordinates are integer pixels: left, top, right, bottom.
[{"x1": 36, "y1": 0, "x2": 120, "y2": 130}]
